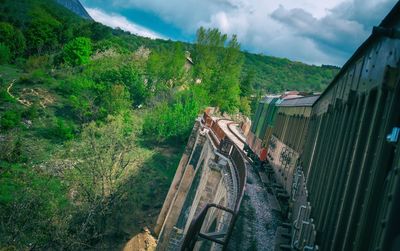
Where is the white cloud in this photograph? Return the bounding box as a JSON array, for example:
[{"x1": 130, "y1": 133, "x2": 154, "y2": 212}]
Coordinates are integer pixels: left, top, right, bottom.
[
  {"x1": 90, "y1": 0, "x2": 398, "y2": 65},
  {"x1": 86, "y1": 7, "x2": 164, "y2": 39}
]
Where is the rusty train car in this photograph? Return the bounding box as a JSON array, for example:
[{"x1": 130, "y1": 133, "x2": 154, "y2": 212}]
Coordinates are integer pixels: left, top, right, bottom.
[{"x1": 246, "y1": 2, "x2": 400, "y2": 250}]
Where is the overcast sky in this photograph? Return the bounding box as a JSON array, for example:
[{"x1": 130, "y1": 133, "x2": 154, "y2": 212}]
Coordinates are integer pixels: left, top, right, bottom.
[{"x1": 80, "y1": 0, "x2": 398, "y2": 66}]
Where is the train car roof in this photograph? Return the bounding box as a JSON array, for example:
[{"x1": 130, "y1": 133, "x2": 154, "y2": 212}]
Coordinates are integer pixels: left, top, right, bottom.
[
  {"x1": 278, "y1": 95, "x2": 320, "y2": 107},
  {"x1": 315, "y1": 1, "x2": 400, "y2": 103},
  {"x1": 259, "y1": 95, "x2": 280, "y2": 104}
]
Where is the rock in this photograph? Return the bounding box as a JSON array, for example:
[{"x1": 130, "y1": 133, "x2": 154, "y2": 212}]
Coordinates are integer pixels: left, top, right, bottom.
[{"x1": 123, "y1": 227, "x2": 157, "y2": 251}]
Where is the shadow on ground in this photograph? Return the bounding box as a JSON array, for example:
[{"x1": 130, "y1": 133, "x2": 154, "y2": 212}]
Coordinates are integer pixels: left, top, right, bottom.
[{"x1": 95, "y1": 141, "x2": 185, "y2": 250}]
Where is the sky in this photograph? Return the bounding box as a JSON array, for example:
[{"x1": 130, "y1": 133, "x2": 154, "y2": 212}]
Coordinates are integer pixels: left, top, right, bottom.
[{"x1": 80, "y1": 0, "x2": 398, "y2": 66}]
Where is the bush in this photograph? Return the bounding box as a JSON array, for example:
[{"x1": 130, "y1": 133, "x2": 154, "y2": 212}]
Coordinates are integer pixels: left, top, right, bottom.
[
  {"x1": 239, "y1": 97, "x2": 251, "y2": 116},
  {"x1": 0, "y1": 164, "x2": 70, "y2": 248},
  {"x1": 53, "y1": 118, "x2": 75, "y2": 140},
  {"x1": 1, "y1": 110, "x2": 21, "y2": 129},
  {"x1": 0, "y1": 89, "x2": 15, "y2": 103},
  {"x1": 143, "y1": 87, "x2": 205, "y2": 142},
  {"x1": 63, "y1": 37, "x2": 92, "y2": 66},
  {"x1": 0, "y1": 43, "x2": 10, "y2": 64},
  {"x1": 0, "y1": 22, "x2": 26, "y2": 58},
  {"x1": 24, "y1": 55, "x2": 50, "y2": 72},
  {"x1": 22, "y1": 103, "x2": 39, "y2": 120}
]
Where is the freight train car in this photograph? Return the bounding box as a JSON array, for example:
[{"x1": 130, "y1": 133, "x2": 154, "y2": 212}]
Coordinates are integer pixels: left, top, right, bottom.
[
  {"x1": 245, "y1": 2, "x2": 400, "y2": 250},
  {"x1": 268, "y1": 3, "x2": 400, "y2": 251},
  {"x1": 245, "y1": 92, "x2": 302, "y2": 164},
  {"x1": 267, "y1": 95, "x2": 319, "y2": 197},
  {"x1": 294, "y1": 3, "x2": 400, "y2": 250}
]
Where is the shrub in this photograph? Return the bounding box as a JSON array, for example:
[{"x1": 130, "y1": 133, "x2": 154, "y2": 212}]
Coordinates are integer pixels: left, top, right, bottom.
[
  {"x1": 0, "y1": 22, "x2": 26, "y2": 58},
  {"x1": 22, "y1": 104, "x2": 39, "y2": 120},
  {"x1": 0, "y1": 110, "x2": 21, "y2": 129},
  {"x1": 0, "y1": 89, "x2": 15, "y2": 103},
  {"x1": 239, "y1": 97, "x2": 251, "y2": 116},
  {"x1": 0, "y1": 43, "x2": 10, "y2": 64},
  {"x1": 63, "y1": 37, "x2": 92, "y2": 66},
  {"x1": 24, "y1": 55, "x2": 50, "y2": 72},
  {"x1": 143, "y1": 87, "x2": 205, "y2": 142},
  {"x1": 53, "y1": 118, "x2": 75, "y2": 140}
]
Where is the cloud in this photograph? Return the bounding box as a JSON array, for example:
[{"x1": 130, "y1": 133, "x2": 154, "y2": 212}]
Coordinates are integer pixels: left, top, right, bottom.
[
  {"x1": 85, "y1": 0, "x2": 398, "y2": 65},
  {"x1": 270, "y1": 0, "x2": 396, "y2": 64},
  {"x1": 86, "y1": 7, "x2": 164, "y2": 39}
]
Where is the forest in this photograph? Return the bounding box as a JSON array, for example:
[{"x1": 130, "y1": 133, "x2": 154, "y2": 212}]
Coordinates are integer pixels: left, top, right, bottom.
[{"x1": 0, "y1": 0, "x2": 338, "y2": 249}]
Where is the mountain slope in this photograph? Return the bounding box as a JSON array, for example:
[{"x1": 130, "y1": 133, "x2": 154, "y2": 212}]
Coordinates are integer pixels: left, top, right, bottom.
[
  {"x1": 55, "y1": 0, "x2": 92, "y2": 20},
  {"x1": 0, "y1": 0, "x2": 338, "y2": 93}
]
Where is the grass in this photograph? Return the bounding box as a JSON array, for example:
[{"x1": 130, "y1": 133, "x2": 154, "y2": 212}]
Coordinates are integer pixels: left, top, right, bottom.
[{"x1": 0, "y1": 64, "x2": 22, "y2": 83}]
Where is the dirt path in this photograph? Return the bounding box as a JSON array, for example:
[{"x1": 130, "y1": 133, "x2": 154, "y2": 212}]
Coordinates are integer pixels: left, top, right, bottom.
[{"x1": 6, "y1": 79, "x2": 32, "y2": 106}]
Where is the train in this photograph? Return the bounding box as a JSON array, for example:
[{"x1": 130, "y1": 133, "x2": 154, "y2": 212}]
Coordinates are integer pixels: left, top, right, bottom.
[{"x1": 244, "y1": 2, "x2": 400, "y2": 251}]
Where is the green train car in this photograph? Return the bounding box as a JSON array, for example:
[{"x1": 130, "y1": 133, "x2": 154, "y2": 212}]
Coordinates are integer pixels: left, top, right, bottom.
[{"x1": 246, "y1": 93, "x2": 301, "y2": 162}]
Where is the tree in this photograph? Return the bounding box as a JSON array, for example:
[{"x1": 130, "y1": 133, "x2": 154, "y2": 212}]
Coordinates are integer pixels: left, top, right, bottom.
[
  {"x1": 0, "y1": 22, "x2": 26, "y2": 58},
  {"x1": 67, "y1": 77, "x2": 101, "y2": 122},
  {"x1": 97, "y1": 63, "x2": 149, "y2": 106},
  {"x1": 240, "y1": 69, "x2": 255, "y2": 97},
  {"x1": 143, "y1": 86, "x2": 206, "y2": 142},
  {"x1": 64, "y1": 116, "x2": 138, "y2": 241},
  {"x1": 193, "y1": 27, "x2": 243, "y2": 113},
  {"x1": 147, "y1": 43, "x2": 187, "y2": 91},
  {"x1": 103, "y1": 84, "x2": 131, "y2": 115},
  {"x1": 25, "y1": 9, "x2": 61, "y2": 54},
  {"x1": 63, "y1": 37, "x2": 92, "y2": 66},
  {"x1": 239, "y1": 97, "x2": 251, "y2": 116}
]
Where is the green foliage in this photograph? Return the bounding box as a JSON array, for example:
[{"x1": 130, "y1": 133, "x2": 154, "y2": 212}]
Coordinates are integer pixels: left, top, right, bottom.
[
  {"x1": 0, "y1": 89, "x2": 15, "y2": 103},
  {"x1": 63, "y1": 37, "x2": 92, "y2": 66},
  {"x1": 94, "y1": 62, "x2": 148, "y2": 106},
  {"x1": 26, "y1": 7, "x2": 62, "y2": 54},
  {"x1": 0, "y1": 43, "x2": 11, "y2": 64},
  {"x1": 1, "y1": 109, "x2": 21, "y2": 129},
  {"x1": 0, "y1": 163, "x2": 70, "y2": 248},
  {"x1": 66, "y1": 77, "x2": 103, "y2": 122},
  {"x1": 143, "y1": 87, "x2": 206, "y2": 142},
  {"x1": 0, "y1": 134, "x2": 22, "y2": 163},
  {"x1": 53, "y1": 118, "x2": 75, "y2": 140},
  {"x1": 24, "y1": 55, "x2": 51, "y2": 72},
  {"x1": 239, "y1": 97, "x2": 251, "y2": 116},
  {"x1": 66, "y1": 115, "x2": 135, "y2": 200},
  {"x1": 193, "y1": 27, "x2": 243, "y2": 113},
  {"x1": 103, "y1": 84, "x2": 131, "y2": 115},
  {"x1": 0, "y1": 22, "x2": 26, "y2": 58},
  {"x1": 22, "y1": 103, "x2": 40, "y2": 120},
  {"x1": 147, "y1": 43, "x2": 187, "y2": 90},
  {"x1": 243, "y1": 53, "x2": 339, "y2": 93},
  {"x1": 240, "y1": 69, "x2": 255, "y2": 97}
]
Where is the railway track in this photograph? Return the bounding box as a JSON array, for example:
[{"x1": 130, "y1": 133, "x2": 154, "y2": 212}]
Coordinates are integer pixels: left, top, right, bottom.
[{"x1": 214, "y1": 118, "x2": 281, "y2": 251}]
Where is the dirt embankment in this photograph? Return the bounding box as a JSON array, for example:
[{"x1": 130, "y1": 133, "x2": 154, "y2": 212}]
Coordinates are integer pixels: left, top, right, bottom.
[{"x1": 123, "y1": 228, "x2": 157, "y2": 251}]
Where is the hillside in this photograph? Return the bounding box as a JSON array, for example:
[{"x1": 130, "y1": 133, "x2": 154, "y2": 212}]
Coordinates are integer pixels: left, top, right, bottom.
[
  {"x1": 0, "y1": 0, "x2": 338, "y2": 93},
  {"x1": 56, "y1": 0, "x2": 93, "y2": 20},
  {"x1": 243, "y1": 52, "x2": 339, "y2": 93}
]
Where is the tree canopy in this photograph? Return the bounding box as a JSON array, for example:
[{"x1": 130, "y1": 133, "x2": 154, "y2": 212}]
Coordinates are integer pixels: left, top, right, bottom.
[
  {"x1": 63, "y1": 37, "x2": 92, "y2": 66},
  {"x1": 193, "y1": 27, "x2": 243, "y2": 113}
]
